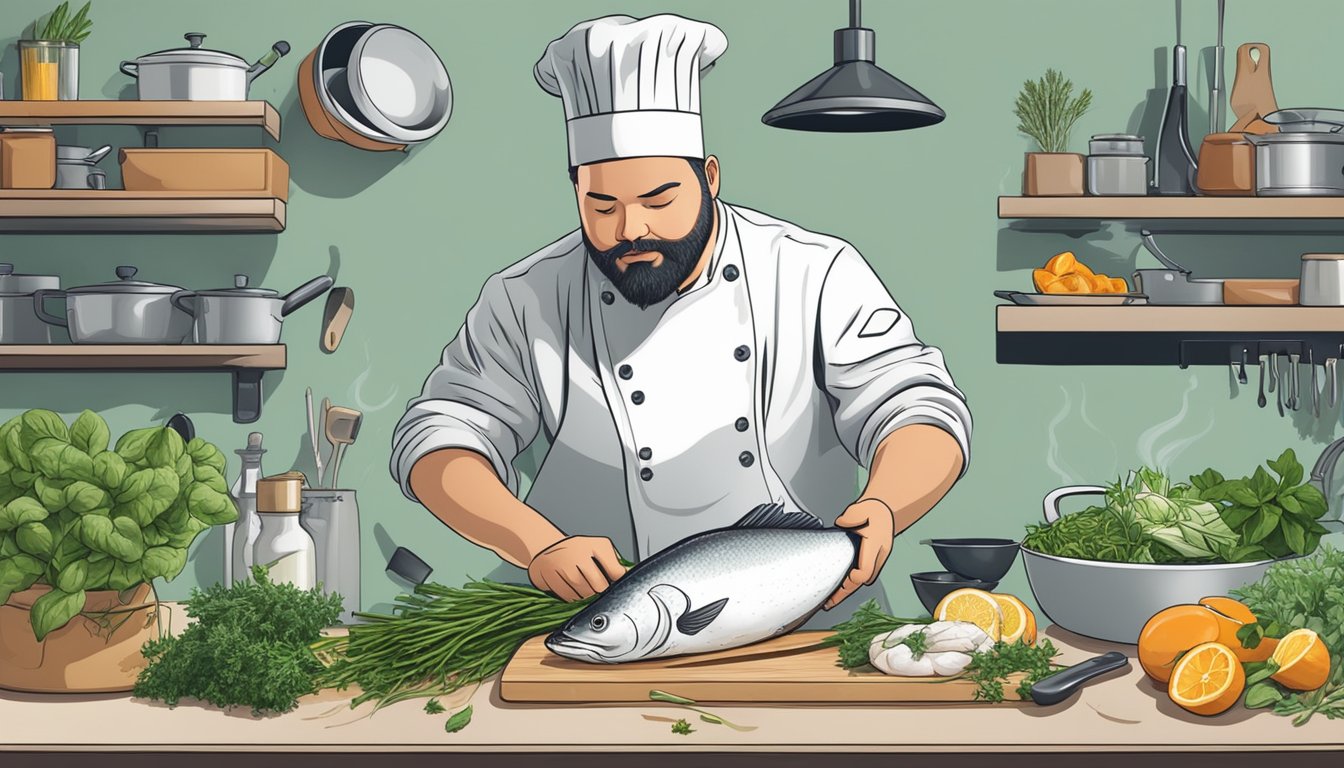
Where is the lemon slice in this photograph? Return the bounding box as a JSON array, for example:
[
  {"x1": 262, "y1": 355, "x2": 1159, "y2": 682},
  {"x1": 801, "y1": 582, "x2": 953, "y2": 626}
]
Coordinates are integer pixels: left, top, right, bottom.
[{"x1": 934, "y1": 588, "x2": 1002, "y2": 642}]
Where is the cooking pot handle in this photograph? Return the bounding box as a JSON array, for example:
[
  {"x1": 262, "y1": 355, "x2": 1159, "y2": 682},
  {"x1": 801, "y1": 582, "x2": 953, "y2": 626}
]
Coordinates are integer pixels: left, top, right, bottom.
[
  {"x1": 31, "y1": 290, "x2": 68, "y2": 328},
  {"x1": 1042, "y1": 485, "x2": 1108, "y2": 524},
  {"x1": 119, "y1": 61, "x2": 139, "y2": 79},
  {"x1": 171, "y1": 290, "x2": 198, "y2": 317},
  {"x1": 280, "y1": 275, "x2": 334, "y2": 317}
]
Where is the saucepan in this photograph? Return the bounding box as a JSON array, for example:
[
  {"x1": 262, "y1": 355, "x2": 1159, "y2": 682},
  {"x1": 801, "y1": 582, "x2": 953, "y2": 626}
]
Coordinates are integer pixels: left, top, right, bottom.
[
  {"x1": 172, "y1": 274, "x2": 333, "y2": 344},
  {"x1": 1131, "y1": 230, "x2": 1224, "y2": 305},
  {"x1": 121, "y1": 33, "x2": 290, "y2": 100},
  {"x1": 33, "y1": 266, "x2": 193, "y2": 344}
]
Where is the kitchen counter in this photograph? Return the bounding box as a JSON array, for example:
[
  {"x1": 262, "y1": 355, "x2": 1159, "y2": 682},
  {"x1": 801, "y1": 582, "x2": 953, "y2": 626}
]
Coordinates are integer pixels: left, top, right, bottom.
[{"x1": 2, "y1": 607, "x2": 1341, "y2": 767}]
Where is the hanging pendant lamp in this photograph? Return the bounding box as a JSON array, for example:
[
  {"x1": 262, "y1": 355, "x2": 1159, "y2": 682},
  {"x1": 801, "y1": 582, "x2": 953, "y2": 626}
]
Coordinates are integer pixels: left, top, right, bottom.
[{"x1": 762, "y1": 0, "x2": 945, "y2": 132}]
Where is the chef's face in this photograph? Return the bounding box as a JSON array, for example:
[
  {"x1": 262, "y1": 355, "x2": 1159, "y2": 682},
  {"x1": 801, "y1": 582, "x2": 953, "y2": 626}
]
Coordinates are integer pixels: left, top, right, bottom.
[{"x1": 576, "y1": 156, "x2": 720, "y2": 309}]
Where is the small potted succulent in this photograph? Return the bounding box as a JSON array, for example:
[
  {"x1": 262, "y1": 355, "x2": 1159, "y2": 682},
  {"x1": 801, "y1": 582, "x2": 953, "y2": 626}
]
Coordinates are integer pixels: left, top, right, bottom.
[
  {"x1": 0, "y1": 409, "x2": 237, "y2": 693},
  {"x1": 1014, "y1": 69, "x2": 1093, "y2": 196},
  {"x1": 19, "y1": 1, "x2": 93, "y2": 100}
]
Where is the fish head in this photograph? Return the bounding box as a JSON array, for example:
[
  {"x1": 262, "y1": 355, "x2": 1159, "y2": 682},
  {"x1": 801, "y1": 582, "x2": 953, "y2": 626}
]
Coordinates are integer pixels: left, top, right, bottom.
[{"x1": 544, "y1": 598, "x2": 646, "y2": 663}]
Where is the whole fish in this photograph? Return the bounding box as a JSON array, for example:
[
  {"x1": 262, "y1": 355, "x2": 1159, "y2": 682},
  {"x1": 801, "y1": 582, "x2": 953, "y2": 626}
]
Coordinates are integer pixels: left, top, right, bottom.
[{"x1": 545, "y1": 503, "x2": 859, "y2": 663}]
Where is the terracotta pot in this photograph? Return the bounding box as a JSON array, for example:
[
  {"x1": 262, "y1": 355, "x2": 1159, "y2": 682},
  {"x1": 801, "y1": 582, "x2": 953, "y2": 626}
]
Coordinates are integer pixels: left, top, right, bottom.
[
  {"x1": 0, "y1": 582, "x2": 161, "y2": 693},
  {"x1": 1197, "y1": 133, "x2": 1256, "y2": 195},
  {"x1": 1024, "y1": 152, "x2": 1085, "y2": 196}
]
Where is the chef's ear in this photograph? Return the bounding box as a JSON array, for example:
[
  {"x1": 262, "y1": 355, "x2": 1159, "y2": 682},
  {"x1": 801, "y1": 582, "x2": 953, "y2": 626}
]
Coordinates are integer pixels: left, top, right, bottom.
[{"x1": 703, "y1": 155, "x2": 720, "y2": 199}]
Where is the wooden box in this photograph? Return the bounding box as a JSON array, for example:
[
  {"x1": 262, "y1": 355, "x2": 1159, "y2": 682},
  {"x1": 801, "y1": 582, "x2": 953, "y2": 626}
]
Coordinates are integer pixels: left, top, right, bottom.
[{"x1": 119, "y1": 148, "x2": 289, "y2": 201}]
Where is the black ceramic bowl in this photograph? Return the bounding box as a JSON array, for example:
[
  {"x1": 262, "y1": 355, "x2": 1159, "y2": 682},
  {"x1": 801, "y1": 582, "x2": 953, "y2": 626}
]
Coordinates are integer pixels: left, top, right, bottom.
[
  {"x1": 910, "y1": 571, "x2": 1000, "y2": 615},
  {"x1": 921, "y1": 538, "x2": 1020, "y2": 582}
]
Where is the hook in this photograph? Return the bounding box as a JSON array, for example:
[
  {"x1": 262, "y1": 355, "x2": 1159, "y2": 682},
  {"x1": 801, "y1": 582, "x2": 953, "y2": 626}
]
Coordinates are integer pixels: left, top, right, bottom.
[{"x1": 1238, "y1": 347, "x2": 1249, "y2": 385}]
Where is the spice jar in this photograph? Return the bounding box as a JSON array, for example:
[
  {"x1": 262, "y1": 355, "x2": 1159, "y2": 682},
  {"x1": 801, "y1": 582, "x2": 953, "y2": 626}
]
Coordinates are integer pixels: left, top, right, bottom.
[
  {"x1": 252, "y1": 472, "x2": 316, "y2": 589},
  {"x1": 0, "y1": 127, "x2": 57, "y2": 189}
]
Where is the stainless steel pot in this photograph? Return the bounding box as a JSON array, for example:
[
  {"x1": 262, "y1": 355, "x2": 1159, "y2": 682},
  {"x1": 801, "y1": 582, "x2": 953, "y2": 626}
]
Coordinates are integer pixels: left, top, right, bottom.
[
  {"x1": 34, "y1": 266, "x2": 193, "y2": 344},
  {"x1": 0, "y1": 263, "x2": 60, "y2": 344},
  {"x1": 1132, "y1": 230, "x2": 1224, "y2": 304},
  {"x1": 172, "y1": 274, "x2": 333, "y2": 344},
  {"x1": 1022, "y1": 485, "x2": 1294, "y2": 644},
  {"x1": 120, "y1": 33, "x2": 290, "y2": 100},
  {"x1": 55, "y1": 145, "x2": 111, "y2": 190},
  {"x1": 1246, "y1": 130, "x2": 1344, "y2": 196}
]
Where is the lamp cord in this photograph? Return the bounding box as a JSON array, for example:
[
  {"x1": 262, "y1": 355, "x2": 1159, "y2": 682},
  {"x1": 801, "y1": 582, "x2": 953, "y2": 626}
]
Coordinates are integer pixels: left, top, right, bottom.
[{"x1": 850, "y1": 0, "x2": 862, "y2": 29}]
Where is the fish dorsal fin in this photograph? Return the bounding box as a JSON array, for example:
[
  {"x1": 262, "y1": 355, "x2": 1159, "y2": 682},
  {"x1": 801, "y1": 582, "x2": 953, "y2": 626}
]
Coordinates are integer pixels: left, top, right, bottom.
[
  {"x1": 676, "y1": 597, "x2": 729, "y2": 636},
  {"x1": 732, "y1": 502, "x2": 825, "y2": 530}
]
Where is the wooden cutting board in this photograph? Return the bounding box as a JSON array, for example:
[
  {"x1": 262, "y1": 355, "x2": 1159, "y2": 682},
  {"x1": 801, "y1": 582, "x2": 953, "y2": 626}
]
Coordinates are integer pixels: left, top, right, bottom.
[{"x1": 499, "y1": 631, "x2": 1025, "y2": 704}]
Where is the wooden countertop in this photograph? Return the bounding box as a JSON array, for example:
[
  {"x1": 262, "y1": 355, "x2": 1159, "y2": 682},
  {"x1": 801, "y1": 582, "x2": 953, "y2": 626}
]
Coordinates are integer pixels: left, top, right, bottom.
[{"x1": 2, "y1": 603, "x2": 1342, "y2": 764}]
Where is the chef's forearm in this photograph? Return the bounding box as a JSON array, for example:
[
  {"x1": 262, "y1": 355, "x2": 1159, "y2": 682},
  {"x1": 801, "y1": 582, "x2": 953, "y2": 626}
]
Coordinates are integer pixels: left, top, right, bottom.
[
  {"x1": 860, "y1": 424, "x2": 964, "y2": 535},
  {"x1": 409, "y1": 448, "x2": 566, "y2": 569}
]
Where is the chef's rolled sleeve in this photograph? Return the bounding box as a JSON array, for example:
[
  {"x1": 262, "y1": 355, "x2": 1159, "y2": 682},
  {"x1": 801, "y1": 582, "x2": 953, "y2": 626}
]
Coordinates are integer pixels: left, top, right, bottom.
[
  {"x1": 391, "y1": 274, "x2": 542, "y2": 501},
  {"x1": 819, "y1": 246, "x2": 972, "y2": 474}
]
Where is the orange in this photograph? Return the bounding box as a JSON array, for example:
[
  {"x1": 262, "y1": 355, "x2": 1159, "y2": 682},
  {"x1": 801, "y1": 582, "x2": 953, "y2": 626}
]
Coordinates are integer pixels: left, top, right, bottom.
[
  {"x1": 1198, "y1": 596, "x2": 1277, "y2": 663},
  {"x1": 1071, "y1": 260, "x2": 1096, "y2": 280},
  {"x1": 1168, "y1": 642, "x2": 1245, "y2": 716},
  {"x1": 991, "y1": 593, "x2": 1036, "y2": 646},
  {"x1": 1033, "y1": 269, "x2": 1056, "y2": 292},
  {"x1": 1138, "y1": 605, "x2": 1222, "y2": 683},
  {"x1": 1044, "y1": 273, "x2": 1091, "y2": 294},
  {"x1": 1270, "y1": 629, "x2": 1331, "y2": 691},
  {"x1": 934, "y1": 588, "x2": 1003, "y2": 642},
  {"x1": 1088, "y1": 273, "x2": 1113, "y2": 293},
  {"x1": 1044, "y1": 251, "x2": 1077, "y2": 275}
]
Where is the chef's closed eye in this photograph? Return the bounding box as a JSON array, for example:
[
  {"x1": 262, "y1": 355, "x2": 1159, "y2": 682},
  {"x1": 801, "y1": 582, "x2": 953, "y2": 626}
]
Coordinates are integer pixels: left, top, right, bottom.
[{"x1": 858, "y1": 308, "x2": 903, "y2": 338}]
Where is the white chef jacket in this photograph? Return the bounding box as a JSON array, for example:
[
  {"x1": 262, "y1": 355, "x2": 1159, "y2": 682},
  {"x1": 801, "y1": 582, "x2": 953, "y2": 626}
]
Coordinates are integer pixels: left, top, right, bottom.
[{"x1": 391, "y1": 201, "x2": 972, "y2": 620}]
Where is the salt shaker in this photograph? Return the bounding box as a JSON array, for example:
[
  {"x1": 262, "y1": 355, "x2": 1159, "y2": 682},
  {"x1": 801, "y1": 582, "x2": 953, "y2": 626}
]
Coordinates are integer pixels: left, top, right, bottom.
[{"x1": 252, "y1": 472, "x2": 316, "y2": 589}]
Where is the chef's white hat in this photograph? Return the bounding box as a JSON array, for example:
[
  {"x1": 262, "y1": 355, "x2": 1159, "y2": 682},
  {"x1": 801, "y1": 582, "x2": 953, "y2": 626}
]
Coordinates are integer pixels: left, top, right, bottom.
[{"x1": 534, "y1": 14, "x2": 728, "y2": 167}]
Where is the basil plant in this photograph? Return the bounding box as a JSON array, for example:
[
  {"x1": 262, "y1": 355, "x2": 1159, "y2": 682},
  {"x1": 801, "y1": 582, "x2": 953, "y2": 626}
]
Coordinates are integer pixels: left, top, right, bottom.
[{"x1": 0, "y1": 409, "x2": 237, "y2": 640}]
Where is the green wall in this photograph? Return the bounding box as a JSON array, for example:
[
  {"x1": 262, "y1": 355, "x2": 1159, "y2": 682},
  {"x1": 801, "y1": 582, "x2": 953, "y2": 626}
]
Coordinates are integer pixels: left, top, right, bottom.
[{"x1": 2, "y1": 0, "x2": 1341, "y2": 617}]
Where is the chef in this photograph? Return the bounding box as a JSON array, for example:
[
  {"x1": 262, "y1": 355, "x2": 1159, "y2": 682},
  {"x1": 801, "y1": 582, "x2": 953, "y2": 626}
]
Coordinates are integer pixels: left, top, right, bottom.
[{"x1": 391, "y1": 14, "x2": 971, "y2": 620}]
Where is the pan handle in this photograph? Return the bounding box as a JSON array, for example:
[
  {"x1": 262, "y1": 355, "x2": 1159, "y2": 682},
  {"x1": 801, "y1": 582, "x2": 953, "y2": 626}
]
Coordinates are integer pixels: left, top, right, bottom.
[
  {"x1": 280, "y1": 275, "x2": 334, "y2": 317},
  {"x1": 32, "y1": 290, "x2": 68, "y2": 328},
  {"x1": 1042, "y1": 485, "x2": 1108, "y2": 524},
  {"x1": 171, "y1": 290, "x2": 198, "y2": 317},
  {"x1": 119, "y1": 61, "x2": 139, "y2": 79}
]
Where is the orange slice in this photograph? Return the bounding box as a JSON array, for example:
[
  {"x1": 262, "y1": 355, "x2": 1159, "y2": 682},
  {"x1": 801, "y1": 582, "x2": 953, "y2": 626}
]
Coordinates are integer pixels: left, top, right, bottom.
[
  {"x1": 1044, "y1": 251, "x2": 1077, "y2": 276},
  {"x1": 1033, "y1": 269, "x2": 1057, "y2": 292},
  {"x1": 1270, "y1": 629, "x2": 1331, "y2": 691},
  {"x1": 1138, "y1": 605, "x2": 1222, "y2": 683},
  {"x1": 1168, "y1": 642, "x2": 1245, "y2": 716},
  {"x1": 991, "y1": 593, "x2": 1035, "y2": 645},
  {"x1": 1198, "y1": 596, "x2": 1277, "y2": 663},
  {"x1": 935, "y1": 588, "x2": 1003, "y2": 642},
  {"x1": 1043, "y1": 273, "x2": 1091, "y2": 294}
]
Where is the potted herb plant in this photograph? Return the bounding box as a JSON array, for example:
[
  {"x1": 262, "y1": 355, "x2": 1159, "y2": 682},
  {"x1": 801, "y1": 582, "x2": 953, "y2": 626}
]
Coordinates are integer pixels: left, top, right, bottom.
[
  {"x1": 19, "y1": 1, "x2": 93, "y2": 100},
  {"x1": 1014, "y1": 69, "x2": 1093, "y2": 196},
  {"x1": 0, "y1": 409, "x2": 237, "y2": 693}
]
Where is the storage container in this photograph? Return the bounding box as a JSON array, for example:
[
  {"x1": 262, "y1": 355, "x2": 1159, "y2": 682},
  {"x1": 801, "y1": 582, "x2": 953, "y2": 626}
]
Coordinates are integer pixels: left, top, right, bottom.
[
  {"x1": 1301, "y1": 254, "x2": 1344, "y2": 306},
  {"x1": 119, "y1": 148, "x2": 290, "y2": 201},
  {"x1": 0, "y1": 127, "x2": 56, "y2": 189}
]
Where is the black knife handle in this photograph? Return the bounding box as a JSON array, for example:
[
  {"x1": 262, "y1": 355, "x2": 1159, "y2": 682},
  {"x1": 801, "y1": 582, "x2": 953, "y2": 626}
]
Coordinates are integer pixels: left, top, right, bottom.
[{"x1": 1029, "y1": 651, "x2": 1131, "y2": 706}]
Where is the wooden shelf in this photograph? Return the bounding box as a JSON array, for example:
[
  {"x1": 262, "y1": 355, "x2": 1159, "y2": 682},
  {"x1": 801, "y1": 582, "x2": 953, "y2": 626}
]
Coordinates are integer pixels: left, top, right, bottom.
[
  {"x1": 0, "y1": 100, "x2": 281, "y2": 140},
  {"x1": 0, "y1": 193, "x2": 285, "y2": 233},
  {"x1": 996, "y1": 305, "x2": 1344, "y2": 366},
  {"x1": 0, "y1": 345, "x2": 286, "y2": 422},
  {"x1": 998, "y1": 196, "x2": 1344, "y2": 220}
]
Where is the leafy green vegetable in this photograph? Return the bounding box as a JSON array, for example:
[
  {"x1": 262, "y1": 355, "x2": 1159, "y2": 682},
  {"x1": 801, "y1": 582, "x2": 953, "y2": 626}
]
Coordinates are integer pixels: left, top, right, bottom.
[
  {"x1": 29, "y1": 586, "x2": 86, "y2": 640},
  {"x1": 1232, "y1": 545, "x2": 1344, "y2": 725},
  {"x1": 443, "y1": 705, "x2": 473, "y2": 733},
  {"x1": 423, "y1": 698, "x2": 445, "y2": 715},
  {"x1": 822, "y1": 599, "x2": 931, "y2": 669},
  {"x1": 1195, "y1": 450, "x2": 1329, "y2": 561},
  {"x1": 134, "y1": 566, "x2": 343, "y2": 715},
  {"x1": 964, "y1": 640, "x2": 1064, "y2": 702},
  {"x1": 671, "y1": 718, "x2": 694, "y2": 735},
  {"x1": 0, "y1": 410, "x2": 236, "y2": 638}
]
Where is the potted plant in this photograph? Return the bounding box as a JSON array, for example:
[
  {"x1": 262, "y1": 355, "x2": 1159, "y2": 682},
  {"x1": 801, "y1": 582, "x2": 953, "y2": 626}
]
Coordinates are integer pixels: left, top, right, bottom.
[
  {"x1": 1014, "y1": 68, "x2": 1093, "y2": 196},
  {"x1": 0, "y1": 409, "x2": 237, "y2": 693},
  {"x1": 19, "y1": 1, "x2": 93, "y2": 100}
]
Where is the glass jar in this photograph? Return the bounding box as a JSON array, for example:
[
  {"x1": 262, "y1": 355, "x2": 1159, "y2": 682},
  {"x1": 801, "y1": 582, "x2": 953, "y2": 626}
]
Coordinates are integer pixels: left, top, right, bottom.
[
  {"x1": 300, "y1": 490, "x2": 361, "y2": 624},
  {"x1": 19, "y1": 40, "x2": 79, "y2": 101},
  {"x1": 253, "y1": 510, "x2": 317, "y2": 590}
]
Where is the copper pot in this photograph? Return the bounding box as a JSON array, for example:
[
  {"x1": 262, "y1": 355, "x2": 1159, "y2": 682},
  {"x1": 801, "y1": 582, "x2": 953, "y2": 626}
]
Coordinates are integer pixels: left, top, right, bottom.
[{"x1": 1196, "y1": 132, "x2": 1255, "y2": 195}]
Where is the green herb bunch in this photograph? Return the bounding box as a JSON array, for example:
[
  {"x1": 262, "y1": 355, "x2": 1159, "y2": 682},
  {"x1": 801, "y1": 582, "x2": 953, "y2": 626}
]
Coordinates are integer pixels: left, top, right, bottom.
[
  {"x1": 1013, "y1": 69, "x2": 1093, "y2": 153},
  {"x1": 1232, "y1": 545, "x2": 1344, "y2": 725},
  {"x1": 822, "y1": 599, "x2": 931, "y2": 669},
  {"x1": 134, "y1": 565, "x2": 343, "y2": 716},
  {"x1": 33, "y1": 1, "x2": 93, "y2": 44},
  {"x1": 0, "y1": 409, "x2": 236, "y2": 640},
  {"x1": 965, "y1": 640, "x2": 1064, "y2": 702},
  {"x1": 312, "y1": 578, "x2": 589, "y2": 710},
  {"x1": 1192, "y1": 450, "x2": 1330, "y2": 562}
]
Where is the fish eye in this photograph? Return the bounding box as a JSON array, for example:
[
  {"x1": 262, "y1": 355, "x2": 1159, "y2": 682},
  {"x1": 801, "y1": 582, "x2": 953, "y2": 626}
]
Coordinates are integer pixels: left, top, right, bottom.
[{"x1": 590, "y1": 614, "x2": 609, "y2": 633}]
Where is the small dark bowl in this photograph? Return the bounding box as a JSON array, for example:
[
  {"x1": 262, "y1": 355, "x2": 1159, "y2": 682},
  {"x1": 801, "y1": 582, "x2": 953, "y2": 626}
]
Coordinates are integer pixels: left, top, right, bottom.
[
  {"x1": 921, "y1": 537, "x2": 1020, "y2": 582},
  {"x1": 910, "y1": 571, "x2": 1000, "y2": 615}
]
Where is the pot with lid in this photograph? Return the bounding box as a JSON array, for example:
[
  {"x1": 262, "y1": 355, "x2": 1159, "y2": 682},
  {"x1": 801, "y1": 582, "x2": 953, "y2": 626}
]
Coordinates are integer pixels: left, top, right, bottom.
[
  {"x1": 1248, "y1": 109, "x2": 1344, "y2": 195},
  {"x1": 0, "y1": 263, "x2": 61, "y2": 344},
  {"x1": 33, "y1": 266, "x2": 193, "y2": 344},
  {"x1": 120, "y1": 33, "x2": 290, "y2": 100},
  {"x1": 55, "y1": 145, "x2": 111, "y2": 190},
  {"x1": 172, "y1": 273, "x2": 333, "y2": 344}
]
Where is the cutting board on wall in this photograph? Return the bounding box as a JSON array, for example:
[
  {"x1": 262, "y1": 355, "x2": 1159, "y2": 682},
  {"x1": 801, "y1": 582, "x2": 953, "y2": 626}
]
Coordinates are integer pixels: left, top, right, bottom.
[{"x1": 499, "y1": 632, "x2": 1025, "y2": 704}]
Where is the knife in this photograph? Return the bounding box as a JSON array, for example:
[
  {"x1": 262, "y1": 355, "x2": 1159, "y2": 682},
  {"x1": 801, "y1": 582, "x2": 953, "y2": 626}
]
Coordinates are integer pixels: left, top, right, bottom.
[{"x1": 1028, "y1": 651, "x2": 1131, "y2": 706}]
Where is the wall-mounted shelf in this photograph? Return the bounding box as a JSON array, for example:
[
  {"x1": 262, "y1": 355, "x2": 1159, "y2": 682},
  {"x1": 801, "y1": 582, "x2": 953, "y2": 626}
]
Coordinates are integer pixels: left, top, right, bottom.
[
  {"x1": 998, "y1": 196, "x2": 1344, "y2": 220},
  {"x1": 0, "y1": 100, "x2": 281, "y2": 141},
  {"x1": 997, "y1": 306, "x2": 1344, "y2": 366},
  {"x1": 0, "y1": 192, "x2": 285, "y2": 233},
  {"x1": 0, "y1": 345, "x2": 286, "y2": 422}
]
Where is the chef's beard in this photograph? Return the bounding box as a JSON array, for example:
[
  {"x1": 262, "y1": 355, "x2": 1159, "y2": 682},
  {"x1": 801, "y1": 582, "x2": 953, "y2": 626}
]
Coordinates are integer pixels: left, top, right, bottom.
[{"x1": 583, "y1": 170, "x2": 716, "y2": 311}]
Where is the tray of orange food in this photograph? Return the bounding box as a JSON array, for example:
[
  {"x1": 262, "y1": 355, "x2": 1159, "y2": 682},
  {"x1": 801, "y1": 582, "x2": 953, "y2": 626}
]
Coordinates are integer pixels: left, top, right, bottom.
[{"x1": 996, "y1": 250, "x2": 1148, "y2": 305}]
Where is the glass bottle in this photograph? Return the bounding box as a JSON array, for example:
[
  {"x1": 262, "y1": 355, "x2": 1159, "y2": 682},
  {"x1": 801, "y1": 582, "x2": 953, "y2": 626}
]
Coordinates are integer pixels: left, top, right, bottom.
[
  {"x1": 227, "y1": 432, "x2": 265, "y2": 584},
  {"x1": 253, "y1": 473, "x2": 316, "y2": 590}
]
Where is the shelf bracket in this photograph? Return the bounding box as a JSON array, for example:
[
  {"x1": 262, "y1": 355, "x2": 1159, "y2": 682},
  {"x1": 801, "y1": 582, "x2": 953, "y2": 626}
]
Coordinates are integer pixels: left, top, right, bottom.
[
  {"x1": 232, "y1": 369, "x2": 264, "y2": 424},
  {"x1": 143, "y1": 128, "x2": 160, "y2": 148}
]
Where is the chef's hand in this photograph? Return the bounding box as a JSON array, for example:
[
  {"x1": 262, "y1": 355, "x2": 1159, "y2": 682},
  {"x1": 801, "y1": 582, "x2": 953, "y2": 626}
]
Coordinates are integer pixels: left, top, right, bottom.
[
  {"x1": 824, "y1": 498, "x2": 895, "y2": 610},
  {"x1": 527, "y1": 535, "x2": 628, "y2": 602}
]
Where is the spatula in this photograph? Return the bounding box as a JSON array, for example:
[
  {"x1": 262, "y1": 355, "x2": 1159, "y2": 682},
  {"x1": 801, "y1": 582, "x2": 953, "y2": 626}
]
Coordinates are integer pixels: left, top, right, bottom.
[{"x1": 325, "y1": 405, "x2": 363, "y2": 489}]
